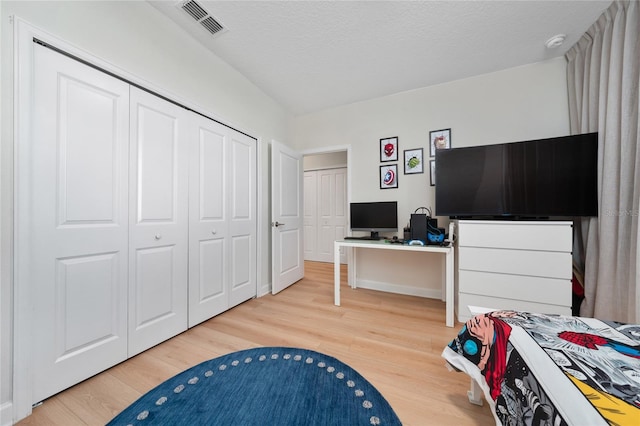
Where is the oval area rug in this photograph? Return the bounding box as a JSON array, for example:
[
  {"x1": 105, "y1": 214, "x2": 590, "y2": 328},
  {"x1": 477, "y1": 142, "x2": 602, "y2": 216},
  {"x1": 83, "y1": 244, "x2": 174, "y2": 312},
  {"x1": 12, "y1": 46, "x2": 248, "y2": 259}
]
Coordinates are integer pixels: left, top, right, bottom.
[{"x1": 108, "y1": 347, "x2": 402, "y2": 425}]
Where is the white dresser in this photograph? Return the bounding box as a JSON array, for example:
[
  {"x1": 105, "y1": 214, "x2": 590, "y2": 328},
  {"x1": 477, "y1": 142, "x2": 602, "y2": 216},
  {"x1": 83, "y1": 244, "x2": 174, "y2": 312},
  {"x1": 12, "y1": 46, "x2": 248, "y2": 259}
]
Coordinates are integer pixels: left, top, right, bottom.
[{"x1": 456, "y1": 220, "x2": 573, "y2": 323}]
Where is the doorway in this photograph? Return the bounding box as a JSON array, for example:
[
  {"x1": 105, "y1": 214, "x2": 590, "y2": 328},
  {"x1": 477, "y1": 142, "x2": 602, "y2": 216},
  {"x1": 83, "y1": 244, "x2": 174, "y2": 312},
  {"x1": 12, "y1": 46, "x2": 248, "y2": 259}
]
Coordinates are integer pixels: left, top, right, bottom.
[{"x1": 302, "y1": 148, "x2": 350, "y2": 264}]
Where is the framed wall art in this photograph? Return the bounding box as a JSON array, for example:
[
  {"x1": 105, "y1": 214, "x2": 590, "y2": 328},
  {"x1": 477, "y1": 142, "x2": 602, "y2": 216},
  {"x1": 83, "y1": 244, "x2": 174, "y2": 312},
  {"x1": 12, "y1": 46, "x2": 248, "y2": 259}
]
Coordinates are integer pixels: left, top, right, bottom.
[
  {"x1": 380, "y1": 164, "x2": 398, "y2": 189},
  {"x1": 429, "y1": 160, "x2": 436, "y2": 186},
  {"x1": 429, "y1": 128, "x2": 451, "y2": 157},
  {"x1": 403, "y1": 148, "x2": 424, "y2": 174},
  {"x1": 380, "y1": 137, "x2": 398, "y2": 162}
]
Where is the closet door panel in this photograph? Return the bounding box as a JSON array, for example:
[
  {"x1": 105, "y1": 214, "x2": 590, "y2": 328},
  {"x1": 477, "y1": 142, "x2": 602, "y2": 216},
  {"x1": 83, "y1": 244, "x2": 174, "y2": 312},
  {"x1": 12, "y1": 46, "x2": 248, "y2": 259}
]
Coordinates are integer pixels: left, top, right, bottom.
[
  {"x1": 318, "y1": 171, "x2": 334, "y2": 260},
  {"x1": 128, "y1": 87, "x2": 188, "y2": 356},
  {"x1": 334, "y1": 168, "x2": 348, "y2": 264},
  {"x1": 231, "y1": 235, "x2": 251, "y2": 293},
  {"x1": 136, "y1": 106, "x2": 178, "y2": 221},
  {"x1": 199, "y1": 129, "x2": 225, "y2": 219},
  {"x1": 188, "y1": 117, "x2": 228, "y2": 326},
  {"x1": 303, "y1": 172, "x2": 318, "y2": 260},
  {"x1": 228, "y1": 133, "x2": 257, "y2": 307},
  {"x1": 134, "y1": 246, "x2": 176, "y2": 322},
  {"x1": 198, "y1": 239, "x2": 225, "y2": 297},
  {"x1": 30, "y1": 44, "x2": 129, "y2": 403},
  {"x1": 231, "y1": 139, "x2": 252, "y2": 218}
]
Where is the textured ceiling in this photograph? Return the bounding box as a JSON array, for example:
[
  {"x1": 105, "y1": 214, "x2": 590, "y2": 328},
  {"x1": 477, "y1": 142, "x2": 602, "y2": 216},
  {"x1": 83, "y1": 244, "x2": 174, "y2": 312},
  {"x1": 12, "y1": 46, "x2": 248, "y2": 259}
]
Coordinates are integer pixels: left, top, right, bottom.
[{"x1": 149, "y1": 0, "x2": 612, "y2": 116}]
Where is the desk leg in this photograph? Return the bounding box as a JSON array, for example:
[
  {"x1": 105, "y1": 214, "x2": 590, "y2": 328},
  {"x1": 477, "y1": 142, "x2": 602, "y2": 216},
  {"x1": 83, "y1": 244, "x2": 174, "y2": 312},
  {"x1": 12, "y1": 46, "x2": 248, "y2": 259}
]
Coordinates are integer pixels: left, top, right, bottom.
[
  {"x1": 445, "y1": 249, "x2": 454, "y2": 327},
  {"x1": 441, "y1": 256, "x2": 446, "y2": 302},
  {"x1": 334, "y1": 242, "x2": 341, "y2": 306},
  {"x1": 350, "y1": 246, "x2": 356, "y2": 289}
]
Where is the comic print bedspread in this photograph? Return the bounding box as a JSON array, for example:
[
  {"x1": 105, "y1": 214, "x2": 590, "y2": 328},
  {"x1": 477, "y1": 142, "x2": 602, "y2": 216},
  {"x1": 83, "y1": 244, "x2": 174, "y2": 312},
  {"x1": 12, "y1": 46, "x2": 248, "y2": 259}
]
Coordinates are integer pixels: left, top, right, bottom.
[{"x1": 442, "y1": 311, "x2": 640, "y2": 425}]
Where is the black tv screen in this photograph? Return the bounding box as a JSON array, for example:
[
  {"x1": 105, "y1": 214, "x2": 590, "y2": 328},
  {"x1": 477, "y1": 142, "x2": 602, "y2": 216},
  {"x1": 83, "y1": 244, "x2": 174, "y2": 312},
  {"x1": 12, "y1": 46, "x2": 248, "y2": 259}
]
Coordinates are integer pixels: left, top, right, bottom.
[
  {"x1": 350, "y1": 201, "x2": 398, "y2": 232},
  {"x1": 435, "y1": 133, "x2": 598, "y2": 218}
]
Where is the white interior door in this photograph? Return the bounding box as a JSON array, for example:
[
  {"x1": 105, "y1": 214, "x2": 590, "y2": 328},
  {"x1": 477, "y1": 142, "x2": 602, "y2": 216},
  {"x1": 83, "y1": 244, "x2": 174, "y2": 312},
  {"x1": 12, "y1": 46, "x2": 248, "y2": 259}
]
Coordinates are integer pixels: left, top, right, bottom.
[
  {"x1": 30, "y1": 44, "x2": 130, "y2": 403},
  {"x1": 188, "y1": 117, "x2": 257, "y2": 327},
  {"x1": 303, "y1": 171, "x2": 318, "y2": 260},
  {"x1": 303, "y1": 168, "x2": 348, "y2": 263},
  {"x1": 271, "y1": 140, "x2": 304, "y2": 294},
  {"x1": 128, "y1": 87, "x2": 189, "y2": 356}
]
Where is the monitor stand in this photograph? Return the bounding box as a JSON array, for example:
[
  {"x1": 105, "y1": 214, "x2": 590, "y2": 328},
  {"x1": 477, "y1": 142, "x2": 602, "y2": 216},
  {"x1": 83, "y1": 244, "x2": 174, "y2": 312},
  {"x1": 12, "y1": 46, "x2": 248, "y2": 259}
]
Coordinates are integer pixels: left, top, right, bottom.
[{"x1": 344, "y1": 231, "x2": 381, "y2": 241}]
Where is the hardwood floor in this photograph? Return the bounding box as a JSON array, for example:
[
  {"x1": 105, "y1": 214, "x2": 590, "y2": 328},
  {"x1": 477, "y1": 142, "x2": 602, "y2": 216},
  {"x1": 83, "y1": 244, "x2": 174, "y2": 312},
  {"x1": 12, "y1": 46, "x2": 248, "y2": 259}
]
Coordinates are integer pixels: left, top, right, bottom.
[{"x1": 18, "y1": 261, "x2": 493, "y2": 425}]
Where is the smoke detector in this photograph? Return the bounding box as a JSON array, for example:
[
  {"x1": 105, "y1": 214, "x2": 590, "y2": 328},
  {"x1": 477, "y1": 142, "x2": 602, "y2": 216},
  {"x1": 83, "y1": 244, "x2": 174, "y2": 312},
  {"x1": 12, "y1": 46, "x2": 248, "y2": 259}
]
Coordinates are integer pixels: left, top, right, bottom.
[
  {"x1": 178, "y1": 0, "x2": 227, "y2": 37},
  {"x1": 545, "y1": 34, "x2": 566, "y2": 49}
]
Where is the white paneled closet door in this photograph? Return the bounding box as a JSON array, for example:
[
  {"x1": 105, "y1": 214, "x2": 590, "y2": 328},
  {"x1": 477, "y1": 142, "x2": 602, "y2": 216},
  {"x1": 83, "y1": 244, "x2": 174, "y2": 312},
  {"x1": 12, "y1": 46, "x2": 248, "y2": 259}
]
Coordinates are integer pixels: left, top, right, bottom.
[
  {"x1": 317, "y1": 168, "x2": 347, "y2": 262},
  {"x1": 128, "y1": 87, "x2": 189, "y2": 356},
  {"x1": 303, "y1": 171, "x2": 318, "y2": 260},
  {"x1": 30, "y1": 44, "x2": 130, "y2": 403},
  {"x1": 303, "y1": 168, "x2": 347, "y2": 263},
  {"x1": 227, "y1": 130, "x2": 257, "y2": 307},
  {"x1": 188, "y1": 116, "x2": 257, "y2": 327},
  {"x1": 188, "y1": 116, "x2": 228, "y2": 326}
]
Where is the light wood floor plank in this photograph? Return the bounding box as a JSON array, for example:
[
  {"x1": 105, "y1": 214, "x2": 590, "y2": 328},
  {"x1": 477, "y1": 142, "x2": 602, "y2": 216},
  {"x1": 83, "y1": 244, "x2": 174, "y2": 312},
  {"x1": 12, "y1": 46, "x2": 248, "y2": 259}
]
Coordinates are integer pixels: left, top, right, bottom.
[{"x1": 18, "y1": 261, "x2": 493, "y2": 425}]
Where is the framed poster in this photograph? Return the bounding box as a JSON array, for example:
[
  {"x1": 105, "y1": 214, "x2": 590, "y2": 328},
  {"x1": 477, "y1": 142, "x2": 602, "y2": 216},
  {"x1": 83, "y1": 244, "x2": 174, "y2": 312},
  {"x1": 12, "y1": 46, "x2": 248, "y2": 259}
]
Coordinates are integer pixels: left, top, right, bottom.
[
  {"x1": 380, "y1": 164, "x2": 398, "y2": 189},
  {"x1": 429, "y1": 128, "x2": 451, "y2": 157},
  {"x1": 380, "y1": 137, "x2": 398, "y2": 162},
  {"x1": 404, "y1": 148, "x2": 424, "y2": 174},
  {"x1": 429, "y1": 160, "x2": 436, "y2": 186}
]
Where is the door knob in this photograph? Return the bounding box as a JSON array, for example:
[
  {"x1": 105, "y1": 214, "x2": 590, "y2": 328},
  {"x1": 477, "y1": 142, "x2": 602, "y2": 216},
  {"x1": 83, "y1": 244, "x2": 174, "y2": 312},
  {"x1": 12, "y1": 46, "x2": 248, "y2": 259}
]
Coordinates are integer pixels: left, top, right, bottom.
[{"x1": 272, "y1": 221, "x2": 285, "y2": 227}]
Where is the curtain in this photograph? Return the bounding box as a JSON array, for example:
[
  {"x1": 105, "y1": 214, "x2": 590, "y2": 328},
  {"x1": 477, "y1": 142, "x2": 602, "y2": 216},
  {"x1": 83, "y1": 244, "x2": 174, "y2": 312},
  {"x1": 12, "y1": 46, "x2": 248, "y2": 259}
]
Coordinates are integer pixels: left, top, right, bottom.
[{"x1": 566, "y1": 0, "x2": 639, "y2": 323}]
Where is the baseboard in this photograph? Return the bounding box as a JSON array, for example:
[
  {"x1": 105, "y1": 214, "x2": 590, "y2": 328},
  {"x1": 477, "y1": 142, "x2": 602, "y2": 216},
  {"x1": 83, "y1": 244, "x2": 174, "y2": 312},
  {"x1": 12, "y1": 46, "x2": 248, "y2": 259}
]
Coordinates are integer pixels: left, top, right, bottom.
[
  {"x1": 0, "y1": 401, "x2": 13, "y2": 426},
  {"x1": 257, "y1": 282, "x2": 270, "y2": 298},
  {"x1": 355, "y1": 279, "x2": 441, "y2": 300}
]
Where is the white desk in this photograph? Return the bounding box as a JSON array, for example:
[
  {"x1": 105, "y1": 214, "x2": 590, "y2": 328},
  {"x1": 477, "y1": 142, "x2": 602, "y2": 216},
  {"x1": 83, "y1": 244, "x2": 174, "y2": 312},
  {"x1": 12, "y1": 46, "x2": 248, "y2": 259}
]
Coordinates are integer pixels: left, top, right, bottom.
[{"x1": 334, "y1": 240, "x2": 455, "y2": 327}]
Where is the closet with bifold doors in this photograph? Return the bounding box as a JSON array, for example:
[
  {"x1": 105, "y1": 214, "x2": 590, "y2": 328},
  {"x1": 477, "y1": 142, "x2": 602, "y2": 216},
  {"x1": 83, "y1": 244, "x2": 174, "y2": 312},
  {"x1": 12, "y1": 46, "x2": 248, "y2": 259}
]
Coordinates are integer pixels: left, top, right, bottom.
[{"x1": 22, "y1": 42, "x2": 256, "y2": 404}]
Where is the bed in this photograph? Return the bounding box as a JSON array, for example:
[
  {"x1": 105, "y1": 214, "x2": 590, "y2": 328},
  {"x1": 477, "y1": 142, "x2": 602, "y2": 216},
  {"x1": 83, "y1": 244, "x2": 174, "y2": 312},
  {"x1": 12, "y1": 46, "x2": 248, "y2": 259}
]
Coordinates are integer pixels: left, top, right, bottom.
[{"x1": 442, "y1": 309, "x2": 640, "y2": 425}]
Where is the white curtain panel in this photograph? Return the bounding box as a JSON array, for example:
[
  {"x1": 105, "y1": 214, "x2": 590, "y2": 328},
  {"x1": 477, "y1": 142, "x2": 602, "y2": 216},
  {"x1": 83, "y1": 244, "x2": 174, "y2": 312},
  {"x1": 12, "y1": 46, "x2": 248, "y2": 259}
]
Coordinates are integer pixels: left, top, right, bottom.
[{"x1": 566, "y1": 0, "x2": 639, "y2": 323}]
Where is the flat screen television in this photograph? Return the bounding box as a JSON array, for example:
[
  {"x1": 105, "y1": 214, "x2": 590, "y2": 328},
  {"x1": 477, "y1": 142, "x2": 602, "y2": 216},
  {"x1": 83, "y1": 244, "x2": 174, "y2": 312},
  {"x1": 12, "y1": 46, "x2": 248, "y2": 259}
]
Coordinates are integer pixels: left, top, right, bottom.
[
  {"x1": 435, "y1": 132, "x2": 598, "y2": 219},
  {"x1": 350, "y1": 201, "x2": 398, "y2": 239}
]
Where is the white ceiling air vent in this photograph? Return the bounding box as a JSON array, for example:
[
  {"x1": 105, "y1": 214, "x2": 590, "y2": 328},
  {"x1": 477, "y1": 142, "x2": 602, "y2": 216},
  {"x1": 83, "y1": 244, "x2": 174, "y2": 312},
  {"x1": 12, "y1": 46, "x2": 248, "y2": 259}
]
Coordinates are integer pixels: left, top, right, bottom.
[{"x1": 179, "y1": 0, "x2": 226, "y2": 37}]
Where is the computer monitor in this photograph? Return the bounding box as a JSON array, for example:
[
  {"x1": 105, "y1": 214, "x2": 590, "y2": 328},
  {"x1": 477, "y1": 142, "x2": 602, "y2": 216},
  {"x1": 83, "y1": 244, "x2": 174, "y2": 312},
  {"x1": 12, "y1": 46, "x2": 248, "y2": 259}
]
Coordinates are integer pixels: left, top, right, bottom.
[{"x1": 350, "y1": 201, "x2": 398, "y2": 239}]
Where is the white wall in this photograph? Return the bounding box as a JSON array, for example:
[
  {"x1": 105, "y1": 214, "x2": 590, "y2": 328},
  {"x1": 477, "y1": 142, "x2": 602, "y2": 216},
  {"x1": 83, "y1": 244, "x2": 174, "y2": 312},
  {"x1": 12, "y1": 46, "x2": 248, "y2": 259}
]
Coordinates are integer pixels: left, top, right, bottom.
[
  {"x1": 303, "y1": 151, "x2": 348, "y2": 171},
  {"x1": 0, "y1": 1, "x2": 290, "y2": 421},
  {"x1": 291, "y1": 58, "x2": 571, "y2": 296}
]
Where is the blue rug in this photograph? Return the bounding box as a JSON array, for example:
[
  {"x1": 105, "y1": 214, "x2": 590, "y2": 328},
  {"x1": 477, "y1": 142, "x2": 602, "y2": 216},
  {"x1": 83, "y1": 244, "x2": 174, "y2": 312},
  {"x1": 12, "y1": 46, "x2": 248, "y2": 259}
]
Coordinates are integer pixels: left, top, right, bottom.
[{"x1": 108, "y1": 347, "x2": 402, "y2": 425}]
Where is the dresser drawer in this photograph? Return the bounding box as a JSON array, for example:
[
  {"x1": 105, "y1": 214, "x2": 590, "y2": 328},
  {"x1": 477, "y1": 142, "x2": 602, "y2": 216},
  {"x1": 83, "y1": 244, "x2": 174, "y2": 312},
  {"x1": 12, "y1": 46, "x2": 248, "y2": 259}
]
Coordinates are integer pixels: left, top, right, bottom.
[
  {"x1": 459, "y1": 246, "x2": 572, "y2": 279},
  {"x1": 457, "y1": 293, "x2": 572, "y2": 323},
  {"x1": 458, "y1": 270, "x2": 572, "y2": 306},
  {"x1": 458, "y1": 220, "x2": 572, "y2": 252}
]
